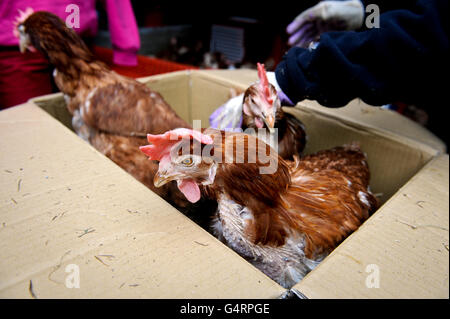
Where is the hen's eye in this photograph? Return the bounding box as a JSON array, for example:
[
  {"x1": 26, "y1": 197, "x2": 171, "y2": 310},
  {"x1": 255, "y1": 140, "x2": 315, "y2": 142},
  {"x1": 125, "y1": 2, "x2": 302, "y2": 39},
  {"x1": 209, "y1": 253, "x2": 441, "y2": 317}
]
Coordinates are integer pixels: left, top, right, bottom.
[{"x1": 181, "y1": 157, "x2": 193, "y2": 166}]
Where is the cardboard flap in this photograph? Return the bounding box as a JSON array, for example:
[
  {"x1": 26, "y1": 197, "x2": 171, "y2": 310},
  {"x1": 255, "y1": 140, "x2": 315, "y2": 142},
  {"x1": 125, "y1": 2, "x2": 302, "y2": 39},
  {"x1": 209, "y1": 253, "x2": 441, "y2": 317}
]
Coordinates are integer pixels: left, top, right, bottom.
[{"x1": 0, "y1": 103, "x2": 285, "y2": 298}]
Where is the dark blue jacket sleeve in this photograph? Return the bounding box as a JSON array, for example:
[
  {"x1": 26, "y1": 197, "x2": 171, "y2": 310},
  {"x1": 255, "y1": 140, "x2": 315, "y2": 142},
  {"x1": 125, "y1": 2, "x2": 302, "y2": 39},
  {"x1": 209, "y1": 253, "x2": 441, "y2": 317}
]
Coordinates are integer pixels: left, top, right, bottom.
[{"x1": 275, "y1": 0, "x2": 449, "y2": 108}]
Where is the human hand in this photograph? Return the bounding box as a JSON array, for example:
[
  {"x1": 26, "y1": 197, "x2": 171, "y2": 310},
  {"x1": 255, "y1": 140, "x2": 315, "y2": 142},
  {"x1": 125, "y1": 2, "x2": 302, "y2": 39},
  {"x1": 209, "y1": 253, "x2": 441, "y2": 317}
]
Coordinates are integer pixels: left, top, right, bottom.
[{"x1": 287, "y1": 0, "x2": 364, "y2": 48}]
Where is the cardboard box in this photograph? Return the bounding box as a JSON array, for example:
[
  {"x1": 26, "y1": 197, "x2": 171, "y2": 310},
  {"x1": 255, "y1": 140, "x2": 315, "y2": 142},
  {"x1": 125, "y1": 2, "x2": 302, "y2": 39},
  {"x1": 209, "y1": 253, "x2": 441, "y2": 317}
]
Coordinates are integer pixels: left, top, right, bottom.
[{"x1": 0, "y1": 70, "x2": 448, "y2": 298}]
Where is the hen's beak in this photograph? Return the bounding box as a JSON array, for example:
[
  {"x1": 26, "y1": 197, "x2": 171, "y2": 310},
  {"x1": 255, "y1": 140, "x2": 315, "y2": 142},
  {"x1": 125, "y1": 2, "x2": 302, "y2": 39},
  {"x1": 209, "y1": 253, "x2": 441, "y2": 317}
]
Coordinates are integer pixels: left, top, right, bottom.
[
  {"x1": 263, "y1": 115, "x2": 275, "y2": 134},
  {"x1": 19, "y1": 35, "x2": 29, "y2": 53},
  {"x1": 153, "y1": 171, "x2": 178, "y2": 188}
]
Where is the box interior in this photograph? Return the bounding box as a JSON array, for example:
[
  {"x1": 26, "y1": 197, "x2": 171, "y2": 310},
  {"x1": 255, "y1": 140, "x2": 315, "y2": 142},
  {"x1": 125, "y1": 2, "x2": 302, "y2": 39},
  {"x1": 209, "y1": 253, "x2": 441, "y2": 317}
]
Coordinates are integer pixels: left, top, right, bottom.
[
  {"x1": 30, "y1": 70, "x2": 440, "y2": 291},
  {"x1": 34, "y1": 70, "x2": 436, "y2": 205}
]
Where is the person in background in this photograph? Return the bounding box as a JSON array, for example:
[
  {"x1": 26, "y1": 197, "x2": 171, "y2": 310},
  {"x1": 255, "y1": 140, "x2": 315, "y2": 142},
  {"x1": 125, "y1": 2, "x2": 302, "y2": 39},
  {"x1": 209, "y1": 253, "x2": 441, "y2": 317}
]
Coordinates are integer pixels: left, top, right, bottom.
[
  {"x1": 211, "y1": 0, "x2": 447, "y2": 145},
  {"x1": 276, "y1": 0, "x2": 448, "y2": 145},
  {"x1": 0, "y1": 0, "x2": 140, "y2": 109}
]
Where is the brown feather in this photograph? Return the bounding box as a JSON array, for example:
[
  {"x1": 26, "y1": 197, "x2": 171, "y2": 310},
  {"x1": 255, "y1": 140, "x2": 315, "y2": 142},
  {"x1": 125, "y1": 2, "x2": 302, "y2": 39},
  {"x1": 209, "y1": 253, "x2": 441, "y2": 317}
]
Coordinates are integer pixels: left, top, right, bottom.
[
  {"x1": 21, "y1": 11, "x2": 192, "y2": 210},
  {"x1": 298, "y1": 143, "x2": 371, "y2": 186},
  {"x1": 276, "y1": 112, "x2": 307, "y2": 160},
  {"x1": 200, "y1": 130, "x2": 378, "y2": 259}
]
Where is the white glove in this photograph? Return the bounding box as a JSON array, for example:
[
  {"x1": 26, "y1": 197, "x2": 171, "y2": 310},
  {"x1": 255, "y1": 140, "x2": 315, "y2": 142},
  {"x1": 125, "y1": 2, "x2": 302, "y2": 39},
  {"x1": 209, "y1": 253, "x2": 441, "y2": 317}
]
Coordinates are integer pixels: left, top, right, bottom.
[{"x1": 287, "y1": 0, "x2": 364, "y2": 48}]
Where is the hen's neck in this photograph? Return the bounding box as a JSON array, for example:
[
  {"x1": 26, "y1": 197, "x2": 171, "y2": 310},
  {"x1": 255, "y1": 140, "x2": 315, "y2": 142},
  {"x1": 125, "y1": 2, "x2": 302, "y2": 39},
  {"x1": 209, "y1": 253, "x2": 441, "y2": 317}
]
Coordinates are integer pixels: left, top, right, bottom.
[
  {"x1": 46, "y1": 43, "x2": 108, "y2": 97},
  {"x1": 38, "y1": 35, "x2": 105, "y2": 79},
  {"x1": 50, "y1": 52, "x2": 100, "y2": 76},
  {"x1": 202, "y1": 131, "x2": 292, "y2": 205},
  {"x1": 205, "y1": 155, "x2": 295, "y2": 246}
]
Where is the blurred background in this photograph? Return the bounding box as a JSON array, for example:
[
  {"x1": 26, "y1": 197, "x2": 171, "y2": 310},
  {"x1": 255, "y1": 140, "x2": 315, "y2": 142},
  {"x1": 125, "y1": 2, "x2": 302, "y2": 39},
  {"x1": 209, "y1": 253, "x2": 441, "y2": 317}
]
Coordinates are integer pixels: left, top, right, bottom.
[
  {"x1": 0, "y1": 0, "x2": 444, "y2": 145},
  {"x1": 91, "y1": 0, "x2": 441, "y2": 144},
  {"x1": 93, "y1": 0, "x2": 318, "y2": 71}
]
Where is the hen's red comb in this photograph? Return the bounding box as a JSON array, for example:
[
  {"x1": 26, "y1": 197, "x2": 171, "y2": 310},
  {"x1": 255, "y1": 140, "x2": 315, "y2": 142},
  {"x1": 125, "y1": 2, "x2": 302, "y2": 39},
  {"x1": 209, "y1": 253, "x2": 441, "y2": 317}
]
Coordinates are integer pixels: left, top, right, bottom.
[
  {"x1": 139, "y1": 128, "x2": 213, "y2": 162},
  {"x1": 16, "y1": 7, "x2": 34, "y2": 24},
  {"x1": 13, "y1": 7, "x2": 34, "y2": 38},
  {"x1": 257, "y1": 62, "x2": 273, "y2": 106}
]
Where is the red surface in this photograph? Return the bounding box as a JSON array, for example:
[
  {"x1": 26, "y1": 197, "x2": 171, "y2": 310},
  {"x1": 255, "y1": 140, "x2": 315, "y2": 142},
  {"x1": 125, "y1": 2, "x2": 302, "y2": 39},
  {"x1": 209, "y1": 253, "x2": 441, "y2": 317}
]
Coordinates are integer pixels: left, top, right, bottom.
[
  {"x1": 92, "y1": 46, "x2": 198, "y2": 78},
  {"x1": 0, "y1": 46, "x2": 198, "y2": 109},
  {"x1": 0, "y1": 50, "x2": 53, "y2": 109}
]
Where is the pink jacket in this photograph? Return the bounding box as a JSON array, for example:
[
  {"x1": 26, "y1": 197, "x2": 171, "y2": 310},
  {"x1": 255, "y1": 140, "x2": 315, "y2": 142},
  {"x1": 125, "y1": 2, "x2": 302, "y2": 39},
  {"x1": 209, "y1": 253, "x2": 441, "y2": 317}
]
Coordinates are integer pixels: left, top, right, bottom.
[{"x1": 0, "y1": 0, "x2": 140, "y2": 66}]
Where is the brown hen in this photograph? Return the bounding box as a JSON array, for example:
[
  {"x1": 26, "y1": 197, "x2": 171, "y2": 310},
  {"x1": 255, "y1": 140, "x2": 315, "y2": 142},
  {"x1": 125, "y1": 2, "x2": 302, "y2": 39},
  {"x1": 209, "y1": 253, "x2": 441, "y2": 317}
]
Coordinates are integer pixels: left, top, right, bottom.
[
  {"x1": 14, "y1": 10, "x2": 191, "y2": 209},
  {"x1": 140, "y1": 128, "x2": 379, "y2": 288}
]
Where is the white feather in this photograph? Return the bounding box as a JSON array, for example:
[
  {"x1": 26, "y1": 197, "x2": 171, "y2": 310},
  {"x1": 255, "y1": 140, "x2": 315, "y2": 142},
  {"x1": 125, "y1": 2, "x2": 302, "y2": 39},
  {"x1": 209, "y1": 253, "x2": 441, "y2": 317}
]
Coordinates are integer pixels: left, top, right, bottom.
[{"x1": 358, "y1": 191, "x2": 370, "y2": 207}]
